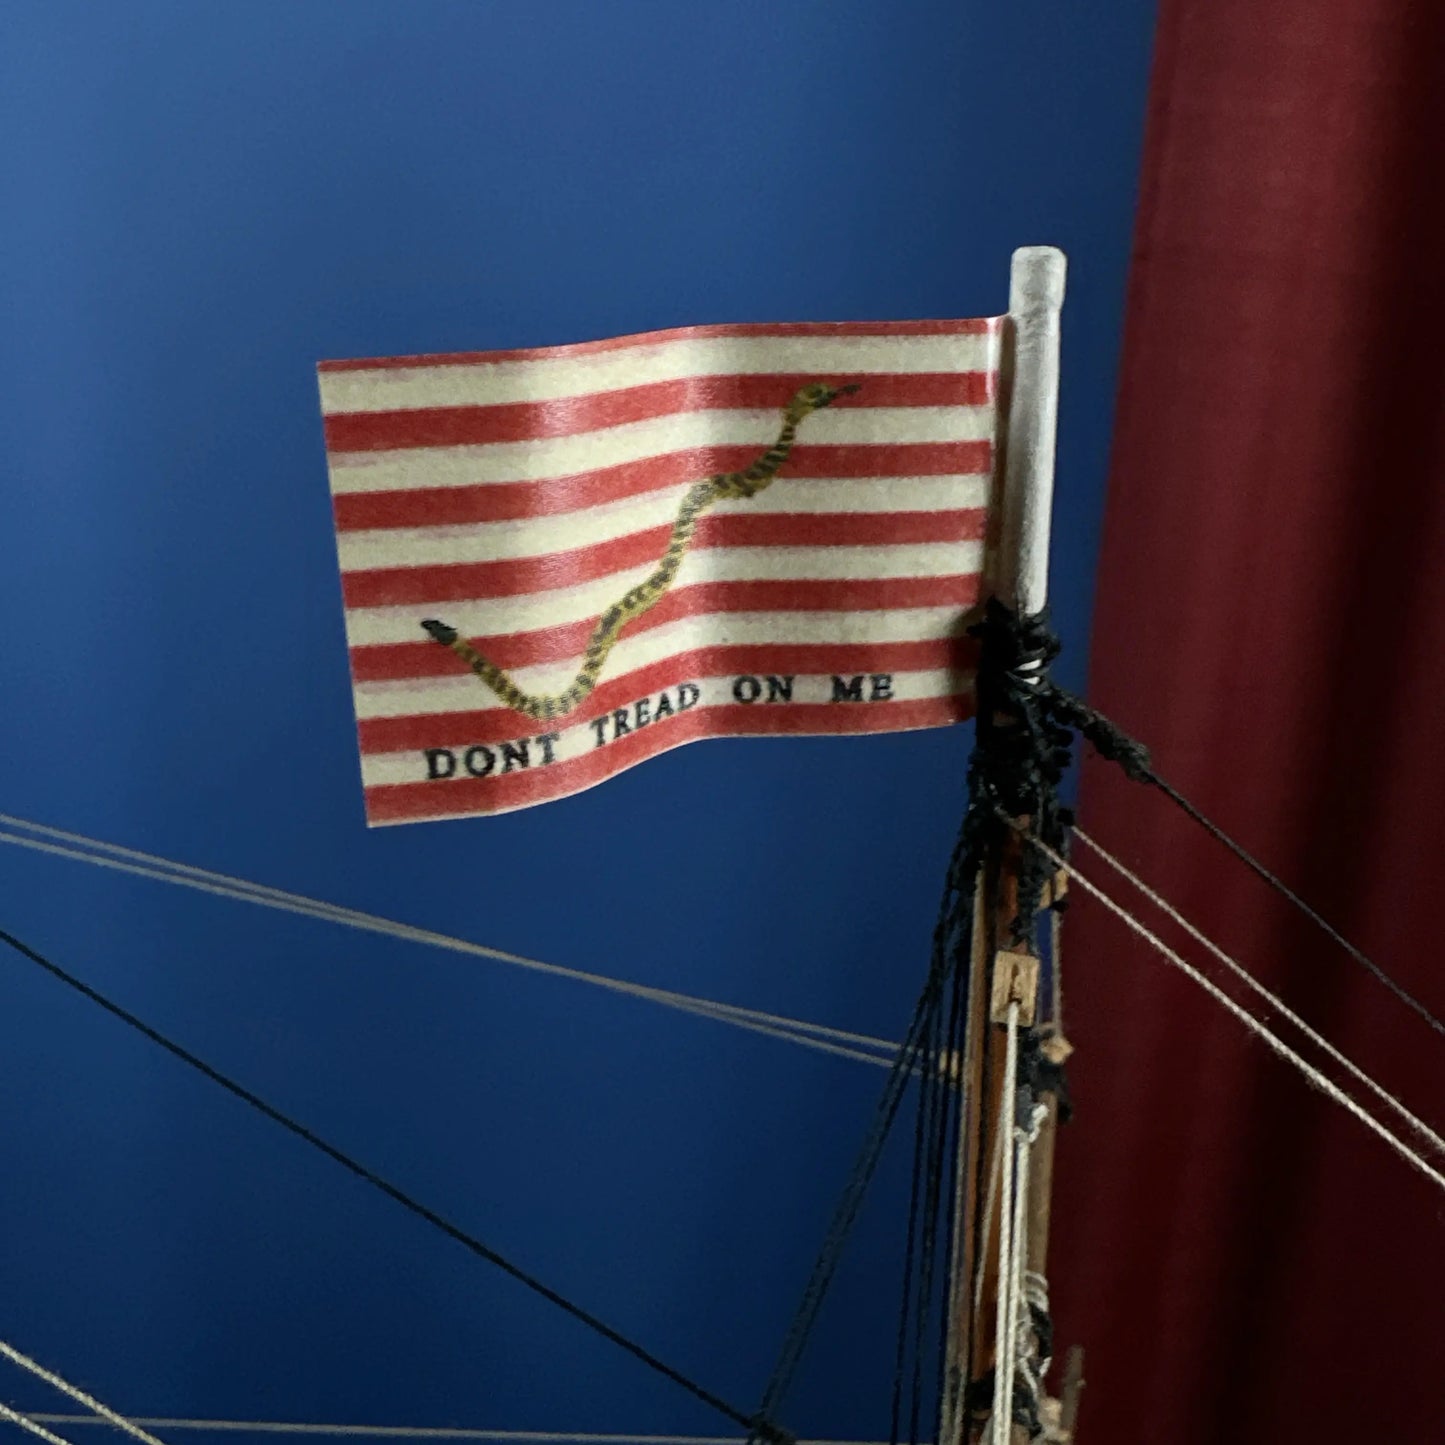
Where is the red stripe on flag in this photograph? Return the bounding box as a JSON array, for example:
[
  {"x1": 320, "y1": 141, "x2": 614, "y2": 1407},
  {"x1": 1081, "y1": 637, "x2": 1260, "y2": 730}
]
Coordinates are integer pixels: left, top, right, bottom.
[
  {"x1": 318, "y1": 318, "x2": 996, "y2": 373},
  {"x1": 322, "y1": 373, "x2": 992, "y2": 453},
  {"x1": 356, "y1": 642, "x2": 975, "y2": 754},
  {"x1": 333, "y1": 442, "x2": 992, "y2": 531},
  {"x1": 362, "y1": 694, "x2": 975, "y2": 824},
  {"x1": 341, "y1": 509, "x2": 987, "y2": 609},
  {"x1": 349, "y1": 577, "x2": 985, "y2": 682}
]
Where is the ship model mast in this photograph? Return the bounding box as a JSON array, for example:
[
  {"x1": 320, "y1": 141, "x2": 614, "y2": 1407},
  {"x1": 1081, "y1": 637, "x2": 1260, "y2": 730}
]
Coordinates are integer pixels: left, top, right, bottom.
[{"x1": 939, "y1": 247, "x2": 1084, "y2": 1445}]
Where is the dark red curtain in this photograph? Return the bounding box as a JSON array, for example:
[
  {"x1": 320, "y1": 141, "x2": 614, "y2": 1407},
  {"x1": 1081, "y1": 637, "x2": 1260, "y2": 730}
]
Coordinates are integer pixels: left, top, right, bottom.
[{"x1": 1049, "y1": 2, "x2": 1445, "y2": 1440}]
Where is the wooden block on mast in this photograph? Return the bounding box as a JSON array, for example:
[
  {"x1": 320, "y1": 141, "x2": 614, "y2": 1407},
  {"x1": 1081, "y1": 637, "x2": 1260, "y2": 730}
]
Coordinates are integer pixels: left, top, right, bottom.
[{"x1": 990, "y1": 948, "x2": 1039, "y2": 1025}]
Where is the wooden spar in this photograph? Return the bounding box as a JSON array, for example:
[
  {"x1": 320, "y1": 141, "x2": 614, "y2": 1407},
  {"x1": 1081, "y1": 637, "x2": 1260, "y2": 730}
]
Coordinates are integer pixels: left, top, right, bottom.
[
  {"x1": 939, "y1": 869, "x2": 998, "y2": 1445},
  {"x1": 995, "y1": 247, "x2": 1066, "y2": 619},
  {"x1": 938, "y1": 248, "x2": 1067, "y2": 1445}
]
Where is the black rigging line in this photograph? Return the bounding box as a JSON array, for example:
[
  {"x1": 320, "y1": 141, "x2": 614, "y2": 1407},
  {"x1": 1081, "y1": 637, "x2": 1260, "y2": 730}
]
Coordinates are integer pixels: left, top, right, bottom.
[
  {"x1": 927, "y1": 957, "x2": 968, "y2": 1439},
  {"x1": 0, "y1": 926, "x2": 784, "y2": 1445},
  {"x1": 889, "y1": 978, "x2": 952, "y2": 1445},
  {"x1": 1144, "y1": 768, "x2": 1445, "y2": 1042},
  {"x1": 907, "y1": 974, "x2": 953, "y2": 1445},
  {"x1": 750, "y1": 957, "x2": 950, "y2": 1438},
  {"x1": 1040, "y1": 683, "x2": 1445, "y2": 1042},
  {"x1": 888, "y1": 1018, "x2": 930, "y2": 1442}
]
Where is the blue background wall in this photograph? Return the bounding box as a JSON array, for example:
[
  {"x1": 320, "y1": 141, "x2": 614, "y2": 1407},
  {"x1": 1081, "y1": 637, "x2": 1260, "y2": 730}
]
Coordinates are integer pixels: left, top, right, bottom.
[{"x1": 0, "y1": 2, "x2": 1154, "y2": 1438}]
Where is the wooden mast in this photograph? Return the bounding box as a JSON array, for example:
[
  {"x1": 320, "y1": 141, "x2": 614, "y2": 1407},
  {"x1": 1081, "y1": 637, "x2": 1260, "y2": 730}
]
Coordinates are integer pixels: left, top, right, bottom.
[{"x1": 939, "y1": 247, "x2": 1070, "y2": 1445}]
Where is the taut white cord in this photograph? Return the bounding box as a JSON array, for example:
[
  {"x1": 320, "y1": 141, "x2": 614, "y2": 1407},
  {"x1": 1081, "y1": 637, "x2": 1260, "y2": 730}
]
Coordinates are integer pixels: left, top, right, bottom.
[
  {"x1": 991, "y1": 1001, "x2": 1020, "y2": 1445},
  {"x1": 0, "y1": 1404, "x2": 76, "y2": 1445},
  {"x1": 1071, "y1": 825, "x2": 1445, "y2": 1159},
  {"x1": 0, "y1": 1340, "x2": 166, "y2": 1445},
  {"x1": 1010, "y1": 826, "x2": 1445, "y2": 1196},
  {"x1": 0, "y1": 817, "x2": 897, "y2": 1070},
  {"x1": 1009, "y1": 1109, "x2": 1047, "y2": 1435}
]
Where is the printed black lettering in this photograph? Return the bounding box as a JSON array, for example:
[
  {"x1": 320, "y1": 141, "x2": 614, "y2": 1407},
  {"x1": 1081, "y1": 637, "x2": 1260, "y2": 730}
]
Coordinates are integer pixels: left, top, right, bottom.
[
  {"x1": 677, "y1": 682, "x2": 701, "y2": 710},
  {"x1": 536, "y1": 731, "x2": 560, "y2": 764},
  {"x1": 424, "y1": 748, "x2": 457, "y2": 780},
  {"x1": 831, "y1": 674, "x2": 865, "y2": 702},
  {"x1": 590, "y1": 717, "x2": 609, "y2": 747},
  {"x1": 500, "y1": 739, "x2": 531, "y2": 773},
  {"x1": 765, "y1": 674, "x2": 795, "y2": 702},
  {"x1": 612, "y1": 707, "x2": 632, "y2": 737},
  {"x1": 463, "y1": 745, "x2": 496, "y2": 778},
  {"x1": 636, "y1": 697, "x2": 652, "y2": 727},
  {"x1": 732, "y1": 674, "x2": 763, "y2": 704},
  {"x1": 654, "y1": 692, "x2": 675, "y2": 720},
  {"x1": 870, "y1": 673, "x2": 895, "y2": 701}
]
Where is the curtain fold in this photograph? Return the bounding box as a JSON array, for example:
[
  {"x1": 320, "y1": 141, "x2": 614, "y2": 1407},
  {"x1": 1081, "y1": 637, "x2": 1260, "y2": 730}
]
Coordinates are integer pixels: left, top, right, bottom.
[{"x1": 1048, "y1": 2, "x2": 1445, "y2": 1438}]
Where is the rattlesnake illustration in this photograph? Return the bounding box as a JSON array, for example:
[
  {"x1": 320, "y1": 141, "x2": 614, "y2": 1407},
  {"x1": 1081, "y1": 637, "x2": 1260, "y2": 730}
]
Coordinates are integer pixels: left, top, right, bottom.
[{"x1": 422, "y1": 380, "x2": 858, "y2": 721}]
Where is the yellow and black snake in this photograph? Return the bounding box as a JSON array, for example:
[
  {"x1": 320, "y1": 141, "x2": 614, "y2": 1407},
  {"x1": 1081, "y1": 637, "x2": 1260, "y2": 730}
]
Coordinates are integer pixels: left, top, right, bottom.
[{"x1": 422, "y1": 380, "x2": 857, "y2": 721}]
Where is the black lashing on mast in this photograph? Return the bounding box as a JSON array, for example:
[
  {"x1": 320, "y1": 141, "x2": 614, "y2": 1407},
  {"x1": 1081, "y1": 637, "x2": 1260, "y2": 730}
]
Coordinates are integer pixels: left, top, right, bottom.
[
  {"x1": 963, "y1": 598, "x2": 1084, "y2": 945},
  {"x1": 954, "y1": 593, "x2": 1151, "y2": 1008},
  {"x1": 920, "y1": 599, "x2": 1151, "y2": 1443}
]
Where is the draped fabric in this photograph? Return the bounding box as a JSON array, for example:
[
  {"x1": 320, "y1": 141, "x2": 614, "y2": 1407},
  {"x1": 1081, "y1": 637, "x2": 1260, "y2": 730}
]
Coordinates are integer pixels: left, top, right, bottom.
[{"x1": 1049, "y1": 2, "x2": 1445, "y2": 1439}]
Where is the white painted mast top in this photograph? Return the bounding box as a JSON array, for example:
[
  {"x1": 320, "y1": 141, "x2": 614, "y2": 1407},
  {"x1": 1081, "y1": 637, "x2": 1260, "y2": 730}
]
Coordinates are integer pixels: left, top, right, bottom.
[{"x1": 997, "y1": 246, "x2": 1066, "y2": 616}]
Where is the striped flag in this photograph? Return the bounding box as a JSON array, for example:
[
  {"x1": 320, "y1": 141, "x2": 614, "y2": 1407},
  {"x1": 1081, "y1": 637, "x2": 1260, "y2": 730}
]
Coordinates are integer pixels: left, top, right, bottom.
[{"x1": 319, "y1": 319, "x2": 1005, "y2": 825}]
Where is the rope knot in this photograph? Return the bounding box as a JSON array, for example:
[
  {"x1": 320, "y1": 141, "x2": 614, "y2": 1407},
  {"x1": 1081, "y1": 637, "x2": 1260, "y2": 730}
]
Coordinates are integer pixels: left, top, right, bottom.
[
  {"x1": 968, "y1": 602, "x2": 1059, "y2": 690},
  {"x1": 1018, "y1": 1030, "x2": 1073, "y2": 1125}
]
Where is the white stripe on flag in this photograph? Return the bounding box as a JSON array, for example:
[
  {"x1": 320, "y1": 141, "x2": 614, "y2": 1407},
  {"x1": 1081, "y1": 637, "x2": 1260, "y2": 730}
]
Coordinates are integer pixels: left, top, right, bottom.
[
  {"x1": 338, "y1": 471, "x2": 994, "y2": 566},
  {"x1": 342, "y1": 539, "x2": 985, "y2": 644},
  {"x1": 334, "y1": 475, "x2": 989, "y2": 570},
  {"x1": 325, "y1": 407, "x2": 993, "y2": 490},
  {"x1": 319, "y1": 333, "x2": 999, "y2": 413}
]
